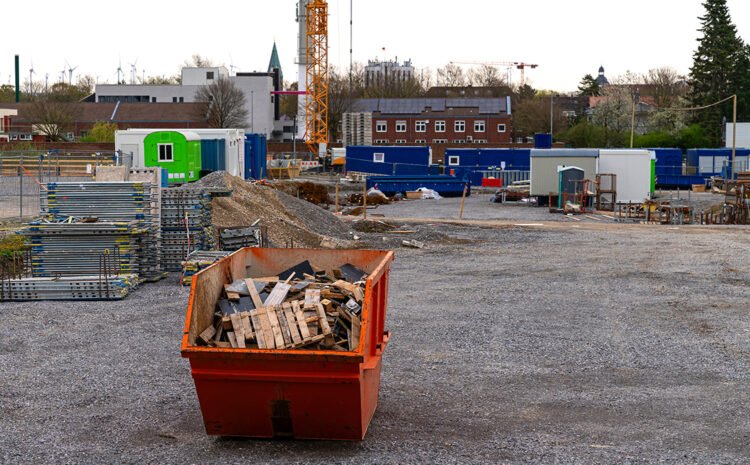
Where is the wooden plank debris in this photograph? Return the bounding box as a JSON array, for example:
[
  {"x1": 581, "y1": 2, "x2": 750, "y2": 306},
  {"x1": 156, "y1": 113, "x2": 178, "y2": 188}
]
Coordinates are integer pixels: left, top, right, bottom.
[{"x1": 245, "y1": 278, "x2": 265, "y2": 309}]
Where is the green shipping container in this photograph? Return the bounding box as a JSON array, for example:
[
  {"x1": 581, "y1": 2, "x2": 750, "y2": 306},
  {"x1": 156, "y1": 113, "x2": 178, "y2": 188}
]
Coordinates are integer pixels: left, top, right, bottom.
[{"x1": 144, "y1": 131, "x2": 202, "y2": 184}]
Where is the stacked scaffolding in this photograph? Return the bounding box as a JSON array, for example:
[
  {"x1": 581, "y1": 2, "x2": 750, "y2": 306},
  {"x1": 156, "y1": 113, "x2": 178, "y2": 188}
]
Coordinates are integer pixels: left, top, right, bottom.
[
  {"x1": 161, "y1": 188, "x2": 217, "y2": 272},
  {"x1": 0, "y1": 275, "x2": 138, "y2": 301},
  {"x1": 42, "y1": 182, "x2": 163, "y2": 281}
]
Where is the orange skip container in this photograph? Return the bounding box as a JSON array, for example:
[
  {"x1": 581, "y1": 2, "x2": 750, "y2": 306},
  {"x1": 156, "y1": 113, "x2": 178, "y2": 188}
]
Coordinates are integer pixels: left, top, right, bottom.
[{"x1": 181, "y1": 248, "x2": 394, "y2": 440}]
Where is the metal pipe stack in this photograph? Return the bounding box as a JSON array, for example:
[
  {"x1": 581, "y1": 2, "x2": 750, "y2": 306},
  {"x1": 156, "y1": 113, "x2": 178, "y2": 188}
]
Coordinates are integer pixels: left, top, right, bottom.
[{"x1": 161, "y1": 188, "x2": 217, "y2": 271}]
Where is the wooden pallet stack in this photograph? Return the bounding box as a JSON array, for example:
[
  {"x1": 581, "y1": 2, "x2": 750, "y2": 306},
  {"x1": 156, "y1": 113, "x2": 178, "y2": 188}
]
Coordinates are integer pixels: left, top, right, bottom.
[{"x1": 196, "y1": 261, "x2": 367, "y2": 351}]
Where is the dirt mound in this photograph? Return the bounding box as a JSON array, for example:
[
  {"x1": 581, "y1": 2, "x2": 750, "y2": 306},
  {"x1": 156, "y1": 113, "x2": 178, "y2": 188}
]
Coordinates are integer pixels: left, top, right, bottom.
[
  {"x1": 275, "y1": 181, "x2": 332, "y2": 206},
  {"x1": 193, "y1": 172, "x2": 353, "y2": 248}
]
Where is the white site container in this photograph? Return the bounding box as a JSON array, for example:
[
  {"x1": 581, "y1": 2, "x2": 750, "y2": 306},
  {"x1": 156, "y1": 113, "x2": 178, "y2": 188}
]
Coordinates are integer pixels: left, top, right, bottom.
[{"x1": 598, "y1": 149, "x2": 652, "y2": 203}]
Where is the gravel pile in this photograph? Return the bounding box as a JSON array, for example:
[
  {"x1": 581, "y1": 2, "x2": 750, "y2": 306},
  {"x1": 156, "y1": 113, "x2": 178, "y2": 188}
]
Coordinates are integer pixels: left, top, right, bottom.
[{"x1": 192, "y1": 172, "x2": 353, "y2": 248}]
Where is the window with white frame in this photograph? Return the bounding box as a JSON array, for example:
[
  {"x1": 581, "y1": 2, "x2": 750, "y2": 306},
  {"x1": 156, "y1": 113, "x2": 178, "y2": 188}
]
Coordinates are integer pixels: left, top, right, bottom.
[
  {"x1": 19, "y1": 134, "x2": 33, "y2": 141},
  {"x1": 395, "y1": 121, "x2": 407, "y2": 132},
  {"x1": 395, "y1": 139, "x2": 406, "y2": 144},
  {"x1": 453, "y1": 139, "x2": 466, "y2": 144},
  {"x1": 435, "y1": 120, "x2": 446, "y2": 132},
  {"x1": 415, "y1": 139, "x2": 426, "y2": 144},
  {"x1": 158, "y1": 143, "x2": 174, "y2": 162},
  {"x1": 373, "y1": 152, "x2": 385, "y2": 163},
  {"x1": 497, "y1": 123, "x2": 506, "y2": 132},
  {"x1": 374, "y1": 139, "x2": 389, "y2": 144},
  {"x1": 455, "y1": 120, "x2": 465, "y2": 132},
  {"x1": 415, "y1": 120, "x2": 427, "y2": 132},
  {"x1": 432, "y1": 138, "x2": 447, "y2": 144},
  {"x1": 448, "y1": 156, "x2": 460, "y2": 166},
  {"x1": 474, "y1": 120, "x2": 486, "y2": 132},
  {"x1": 376, "y1": 121, "x2": 387, "y2": 132}
]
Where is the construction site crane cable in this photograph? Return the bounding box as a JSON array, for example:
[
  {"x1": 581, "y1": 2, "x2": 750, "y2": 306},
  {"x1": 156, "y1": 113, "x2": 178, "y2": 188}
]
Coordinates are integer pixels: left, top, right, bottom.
[{"x1": 305, "y1": 0, "x2": 329, "y2": 157}]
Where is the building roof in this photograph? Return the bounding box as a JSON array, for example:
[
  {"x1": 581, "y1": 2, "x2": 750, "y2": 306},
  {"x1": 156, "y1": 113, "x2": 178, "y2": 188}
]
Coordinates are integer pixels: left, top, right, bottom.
[
  {"x1": 352, "y1": 98, "x2": 509, "y2": 115},
  {"x1": 1, "y1": 102, "x2": 207, "y2": 125},
  {"x1": 268, "y1": 42, "x2": 283, "y2": 83}
]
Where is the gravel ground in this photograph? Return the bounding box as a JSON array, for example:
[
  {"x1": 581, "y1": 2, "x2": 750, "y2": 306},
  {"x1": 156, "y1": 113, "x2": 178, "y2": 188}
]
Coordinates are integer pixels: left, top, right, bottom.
[{"x1": 1, "y1": 207, "x2": 750, "y2": 463}]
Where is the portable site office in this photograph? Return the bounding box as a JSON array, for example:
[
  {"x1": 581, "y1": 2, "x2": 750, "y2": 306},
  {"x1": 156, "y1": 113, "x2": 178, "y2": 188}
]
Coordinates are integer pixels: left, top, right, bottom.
[
  {"x1": 530, "y1": 149, "x2": 599, "y2": 198},
  {"x1": 143, "y1": 130, "x2": 202, "y2": 184}
]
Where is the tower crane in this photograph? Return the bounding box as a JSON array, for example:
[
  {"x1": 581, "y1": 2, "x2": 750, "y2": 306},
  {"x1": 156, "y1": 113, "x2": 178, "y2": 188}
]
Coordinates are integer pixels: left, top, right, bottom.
[
  {"x1": 305, "y1": 0, "x2": 329, "y2": 157},
  {"x1": 451, "y1": 61, "x2": 539, "y2": 87}
]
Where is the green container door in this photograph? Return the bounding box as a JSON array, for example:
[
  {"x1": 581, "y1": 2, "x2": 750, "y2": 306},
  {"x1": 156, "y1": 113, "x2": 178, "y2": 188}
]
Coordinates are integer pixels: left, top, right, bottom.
[{"x1": 143, "y1": 131, "x2": 202, "y2": 184}]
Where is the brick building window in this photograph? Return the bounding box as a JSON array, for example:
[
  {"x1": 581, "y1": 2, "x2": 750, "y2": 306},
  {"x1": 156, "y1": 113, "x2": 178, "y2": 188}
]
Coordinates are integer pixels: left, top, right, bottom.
[
  {"x1": 396, "y1": 121, "x2": 407, "y2": 132},
  {"x1": 415, "y1": 139, "x2": 426, "y2": 144},
  {"x1": 435, "y1": 120, "x2": 446, "y2": 132},
  {"x1": 395, "y1": 139, "x2": 406, "y2": 144},
  {"x1": 415, "y1": 121, "x2": 427, "y2": 132},
  {"x1": 498, "y1": 123, "x2": 506, "y2": 132},
  {"x1": 376, "y1": 121, "x2": 387, "y2": 132},
  {"x1": 432, "y1": 139, "x2": 447, "y2": 144},
  {"x1": 474, "y1": 120, "x2": 485, "y2": 132},
  {"x1": 455, "y1": 121, "x2": 465, "y2": 132}
]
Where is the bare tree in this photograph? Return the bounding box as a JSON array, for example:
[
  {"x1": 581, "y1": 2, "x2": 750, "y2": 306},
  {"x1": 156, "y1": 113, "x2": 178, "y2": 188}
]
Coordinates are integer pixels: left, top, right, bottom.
[
  {"x1": 436, "y1": 63, "x2": 466, "y2": 87},
  {"x1": 644, "y1": 66, "x2": 685, "y2": 108},
  {"x1": 23, "y1": 98, "x2": 81, "y2": 141},
  {"x1": 468, "y1": 64, "x2": 506, "y2": 87},
  {"x1": 183, "y1": 54, "x2": 215, "y2": 68},
  {"x1": 194, "y1": 77, "x2": 248, "y2": 128}
]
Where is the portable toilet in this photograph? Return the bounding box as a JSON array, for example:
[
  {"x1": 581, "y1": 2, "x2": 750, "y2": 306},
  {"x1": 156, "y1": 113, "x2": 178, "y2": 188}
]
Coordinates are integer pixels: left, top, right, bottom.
[
  {"x1": 143, "y1": 131, "x2": 202, "y2": 184},
  {"x1": 558, "y1": 166, "x2": 585, "y2": 208}
]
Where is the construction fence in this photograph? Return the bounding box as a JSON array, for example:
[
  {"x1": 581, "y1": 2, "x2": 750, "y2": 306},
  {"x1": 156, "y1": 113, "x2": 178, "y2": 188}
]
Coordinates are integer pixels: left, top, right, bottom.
[{"x1": 0, "y1": 150, "x2": 122, "y2": 219}]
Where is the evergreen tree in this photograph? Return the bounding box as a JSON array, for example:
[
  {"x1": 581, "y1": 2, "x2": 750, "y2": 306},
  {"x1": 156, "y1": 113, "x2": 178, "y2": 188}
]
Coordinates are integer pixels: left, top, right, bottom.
[
  {"x1": 689, "y1": 0, "x2": 747, "y2": 145},
  {"x1": 577, "y1": 74, "x2": 601, "y2": 97}
]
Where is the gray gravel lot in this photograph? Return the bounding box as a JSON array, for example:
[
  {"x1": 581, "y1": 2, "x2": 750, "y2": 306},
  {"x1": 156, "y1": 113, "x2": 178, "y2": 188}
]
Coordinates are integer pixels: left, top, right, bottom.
[{"x1": 1, "y1": 202, "x2": 750, "y2": 463}]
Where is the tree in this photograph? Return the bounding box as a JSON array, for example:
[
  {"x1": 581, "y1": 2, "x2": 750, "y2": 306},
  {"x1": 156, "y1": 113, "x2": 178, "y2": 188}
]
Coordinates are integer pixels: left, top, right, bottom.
[
  {"x1": 143, "y1": 75, "x2": 180, "y2": 85},
  {"x1": 578, "y1": 74, "x2": 601, "y2": 97},
  {"x1": 591, "y1": 85, "x2": 632, "y2": 147},
  {"x1": 24, "y1": 98, "x2": 81, "y2": 141},
  {"x1": 468, "y1": 65, "x2": 506, "y2": 87},
  {"x1": 194, "y1": 77, "x2": 248, "y2": 128},
  {"x1": 644, "y1": 67, "x2": 685, "y2": 108},
  {"x1": 689, "y1": 0, "x2": 748, "y2": 145},
  {"x1": 436, "y1": 63, "x2": 466, "y2": 87},
  {"x1": 279, "y1": 81, "x2": 299, "y2": 118},
  {"x1": 183, "y1": 54, "x2": 214, "y2": 68},
  {"x1": 81, "y1": 121, "x2": 118, "y2": 142}
]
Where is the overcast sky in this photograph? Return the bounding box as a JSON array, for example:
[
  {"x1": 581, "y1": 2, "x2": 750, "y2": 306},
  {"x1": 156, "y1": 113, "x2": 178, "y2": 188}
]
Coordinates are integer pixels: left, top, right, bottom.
[{"x1": 2, "y1": 0, "x2": 750, "y2": 93}]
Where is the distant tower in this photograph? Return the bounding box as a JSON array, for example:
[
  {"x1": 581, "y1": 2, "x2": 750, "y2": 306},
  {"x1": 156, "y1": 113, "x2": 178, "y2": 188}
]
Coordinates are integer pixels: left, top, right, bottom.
[
  {"x1": 595, "y1": 65, "x2": 609, "y2": 86},
  {"x1": 268, "y1": 41, "x2": 283, "y2": 84}
]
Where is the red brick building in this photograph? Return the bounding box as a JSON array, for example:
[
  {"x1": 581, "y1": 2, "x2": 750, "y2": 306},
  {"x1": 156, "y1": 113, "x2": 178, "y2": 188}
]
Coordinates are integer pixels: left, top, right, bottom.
[
  {"x1": 0, "y1": 102, "x2": 207, "y2": 142},
  {"x1": 341, "y1": 98, "x2": 512, "y2": 147}
]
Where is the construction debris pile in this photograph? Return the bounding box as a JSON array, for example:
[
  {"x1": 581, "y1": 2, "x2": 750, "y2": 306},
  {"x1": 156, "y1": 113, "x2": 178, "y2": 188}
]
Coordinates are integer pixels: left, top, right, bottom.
[
  {"x1": 197, "y1": 260, "x2": 367, "y2": 351},
  {"x1": 196, "y1": 172, "x2": 352, "y2": 248},
  {"x1": 161, "y1": 188, "x2": 219, "y2": 271}
]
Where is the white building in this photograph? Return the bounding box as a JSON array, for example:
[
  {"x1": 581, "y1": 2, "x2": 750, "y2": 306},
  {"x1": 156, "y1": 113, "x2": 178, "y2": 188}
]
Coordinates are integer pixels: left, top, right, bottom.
[
  {"x1": 95, "y1": 66, "x2": 276, "y2": 139},
  {"x1": 365, "y1": 58, "x2": 415, "y2": 87}
]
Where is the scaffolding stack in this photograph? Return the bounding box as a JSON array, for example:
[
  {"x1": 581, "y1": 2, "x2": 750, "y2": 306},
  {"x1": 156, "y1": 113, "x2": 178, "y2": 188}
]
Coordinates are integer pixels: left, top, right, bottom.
[
  {"x1": 161, "y1": 188, "x2": 217, "y2": 272},
  {"x1": 0, "y1": 275, "x2": 139, "y2": 301},
  {"x1": 43, "y1": 182, "x2": 163, "y2": 281}
]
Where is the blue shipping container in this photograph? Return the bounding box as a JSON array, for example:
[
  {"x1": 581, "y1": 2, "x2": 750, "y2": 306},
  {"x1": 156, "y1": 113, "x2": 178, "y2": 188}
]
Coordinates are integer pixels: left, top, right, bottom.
[
  {"x1": 649, "y1": 148, "x2": 682, "y2": 177},
  {"x1": 534, "y1": 133, "x2": 553, "y2": 149},
  {"x1": 687, "y1": 148, "x2": 750, "y2": 177},
  {"x1": 346, "y1": 146, "x2": 430, "y2": 176},
  {"x1": 444, "y1": 148, "x2": 531, "y2": 185},
  {"x1": 200, "y1": 139, "x2": 226, "y2": 173},
  {"x1": 245, "y1": 133, "x2": 268, "y2": 180},
  {"x1": 366, "y1": 175, "x2": 469, "y2": 197}
]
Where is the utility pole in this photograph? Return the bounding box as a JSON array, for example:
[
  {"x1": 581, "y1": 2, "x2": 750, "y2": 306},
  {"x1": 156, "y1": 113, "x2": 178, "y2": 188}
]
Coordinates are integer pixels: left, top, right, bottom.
[
  {"x1": 549, "y1": 94, "x2": 554, "y2": 136},
  {"x1": 731, "y1": 94, "x2": 737, "y2": 179}
]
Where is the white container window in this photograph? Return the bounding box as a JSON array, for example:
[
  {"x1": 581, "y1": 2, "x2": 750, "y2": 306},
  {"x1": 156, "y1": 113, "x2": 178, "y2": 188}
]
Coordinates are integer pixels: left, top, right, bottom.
[
  {"x1": 415, "y1": 121, "x2": 427, "y2": 132},
  {"x1": 474, "y1": 120, "x2": 486, "y2": 132},
  {"x1": 435, "y1": 120, "x2": 446, "y2": 132},
  {"x1": 448, "y1": 156, "x2": 460, "y2": 166},
  {"x1": 376, "y1": 121, "x2": 387, "y2": 133},
  {"x1": 373, "y1": 152, "x2": 385, "y2": 163},
  {"x1": 396, "y1": 121, "x2": 407, "y2": 132},
  {"x1": 497, "y1": 123, "x2": 506, "y2": 133},
  {"x1": 158, "y1": 143, "x2": 174, "y2": 162},
  {"x1": 455, "y1": 120, "x2": 465, "y2": 132}
]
